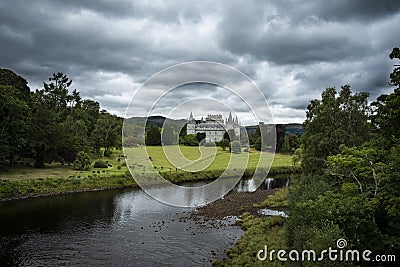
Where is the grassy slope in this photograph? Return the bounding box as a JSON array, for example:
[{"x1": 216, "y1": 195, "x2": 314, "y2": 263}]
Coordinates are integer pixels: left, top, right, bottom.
[{"x1": 136, "y1": 145, "x2": 295, "y2": 170}]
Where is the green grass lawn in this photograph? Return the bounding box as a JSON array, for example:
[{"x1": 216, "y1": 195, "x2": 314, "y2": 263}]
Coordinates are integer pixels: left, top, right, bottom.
[
  {"x1": 0, "y1": 151, "x2": 127, "y2": 180},
  {"x1": 0, "y1": 146, "x2": 296, "y2": 180},
  {"x1": 0, "y1": 146, "x2": 298, "y2": 200},
  {"x1": 125, "y1": 145, "x2": 294, "y2": 172}
]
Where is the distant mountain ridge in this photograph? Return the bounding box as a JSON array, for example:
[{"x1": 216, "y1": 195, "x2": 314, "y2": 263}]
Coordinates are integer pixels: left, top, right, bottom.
[
  {"x1": 127, "y1": 116, "x2": 303, "y2": 136},
  {"x1": 125, "y1": 116, "x2": 186, "y2": 129}
]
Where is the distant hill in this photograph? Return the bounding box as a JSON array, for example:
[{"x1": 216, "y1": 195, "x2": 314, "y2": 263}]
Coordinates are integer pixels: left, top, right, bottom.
[
  {"x1": 245, "y1": 123, "x2": 303, "y2": 136},
  {"x1": 125, "y1": 116, "x2": 186, "y2": 129},
  {"x1": 285, "y1": 123, "x2": 303, "y2": 136},
  {"x1": 127, "y1": 116, "x2": 303, "y2": 136},
  {"x1": 244, "y1": 125, "x2": 258, "y2": 135}
]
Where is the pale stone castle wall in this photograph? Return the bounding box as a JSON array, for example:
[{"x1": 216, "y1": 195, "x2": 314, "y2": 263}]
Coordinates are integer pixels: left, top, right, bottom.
[{"x1": 187, "y1": 112, "x2": 241, "y2": 142}]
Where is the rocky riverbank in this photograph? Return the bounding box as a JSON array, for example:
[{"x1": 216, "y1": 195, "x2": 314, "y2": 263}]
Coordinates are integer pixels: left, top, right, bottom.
[{"x1": 191, "y1": 189, "x2": 281, "y2": 220}]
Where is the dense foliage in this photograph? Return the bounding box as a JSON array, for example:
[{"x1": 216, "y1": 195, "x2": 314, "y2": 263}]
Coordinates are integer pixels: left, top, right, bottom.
[
  {"x1": 0, "y1": 70, "x2": 122, "y2": 168},
  {"x1": 73, "y1": 151, "x2": 91, "y2": 171},
  {"x1": 145, "y1": 124, "x2": 161, "y2": 146},
  {"x1": 286, "y1": 48, "x2": 400, "y2": 265}
]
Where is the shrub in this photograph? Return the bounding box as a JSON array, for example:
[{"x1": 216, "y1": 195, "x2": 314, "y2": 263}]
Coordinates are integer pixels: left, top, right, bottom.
[
  {"x1": 94, "y1": 160, "x2": 108, "y2": 168},
  {"x1": 73, "y1": 151, "x2": 91, "y2": 171},
  {"x1": 117, "y1": 166, "x2": 122, "y2": 170},
  {"x1": 104, "y1": 149, "x2": 113, "y2": 157},
  {"x1": 219, "y1": 138, "x2": 230, "y2": 151},
  {"x1": 230, "y1": 141, "x2": 242, "y2": 154},
  {"x1": 184, "y1": 134, "x2": 199, "y2": 146}
]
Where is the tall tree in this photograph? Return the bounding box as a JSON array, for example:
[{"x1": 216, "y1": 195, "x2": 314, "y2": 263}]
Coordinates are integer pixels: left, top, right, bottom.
[
  {"x1": 275, "y1": 124, "x2": 285, "y2": 152},
  {"x1": 145, "y1": 124, "x2": 161, "y2": 146},
  {"x1": 281, "y1": 136, "x2": 291, "y2": 153},
  {"x1": 162, "y1": 124, "x2": 176, "y2": 145},
  {"x1": 301, "y1": 85, "x2": 370, "y2": 175},
  {"x1": 196, "y1": 132, "x2": 206, "y2": 143},
  {"x1": 0, "y1": 69, "x2": 32, "y2": 167},
  {"x1": 92, "y1": 110, "x2": 122, "y2": 156},
  {"x1": 371, "y1": 48, "x2": 400, "y2": 141},
  {"x1": 0, "y1": 85, "x2": 30, "y2": 167}
]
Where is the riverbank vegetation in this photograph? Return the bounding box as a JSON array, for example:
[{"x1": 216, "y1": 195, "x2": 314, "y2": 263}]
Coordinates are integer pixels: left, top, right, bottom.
[
  {"x1": 285, "y1": 48, "x2": 400, "y2": 263},
  {"x1": 216, "y1": 47, "x2": 400, "y2": 266},
  {"x1": 214, "y1": 188, "x2": 288, "y2": 267},
  {"x1": 0, "y1": 147, "x2": 297, "y2": 200}
]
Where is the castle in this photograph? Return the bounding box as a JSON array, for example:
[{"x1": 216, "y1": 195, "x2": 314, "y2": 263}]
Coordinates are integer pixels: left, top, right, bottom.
[{"x1": 187, "y1": 112, "x2": 241, "y2": 143}]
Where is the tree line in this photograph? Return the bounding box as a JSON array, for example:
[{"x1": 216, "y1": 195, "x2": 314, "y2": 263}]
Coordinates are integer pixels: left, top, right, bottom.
[
  {"x1": 0, "y1": 70, "x2": 122, "y2": 169},
  {"x1": 286, "y1": 48, "x2": 400, "y2": 263}
]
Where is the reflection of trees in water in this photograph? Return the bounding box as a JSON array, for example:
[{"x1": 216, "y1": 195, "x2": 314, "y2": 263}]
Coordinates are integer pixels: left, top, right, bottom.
[{"x1": 0, "y1": 190, "x2": 117, "y2": 235}]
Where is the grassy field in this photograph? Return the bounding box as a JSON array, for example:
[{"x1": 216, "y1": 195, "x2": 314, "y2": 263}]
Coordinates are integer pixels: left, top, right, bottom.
[
  {"x1": 0, "y1": 146, "x2": 298, "y2": 200},
  {"x1": 0, "y1": 152, "x2": 127, "y2": 180},
  {"x1": 0, "y1": 146, "x2": 296, "y2": 180},
  {"x1": 126, "y1": 145, "x2": 295, "y2": 172}
]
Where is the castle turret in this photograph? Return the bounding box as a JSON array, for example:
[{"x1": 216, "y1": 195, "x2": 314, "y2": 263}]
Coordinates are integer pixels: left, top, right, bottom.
[
  {"x1": 227, "y1": 111, "x2": 233, "y2": 123},
  {"x1": 187, "y1": 112, "x2": 196, "y2": 135}
]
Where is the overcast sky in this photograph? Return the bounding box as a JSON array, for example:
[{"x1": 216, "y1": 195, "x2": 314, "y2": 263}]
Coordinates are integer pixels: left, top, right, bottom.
[{"x1": 1, "y1": 0, "x2": 399, "y2": 124}]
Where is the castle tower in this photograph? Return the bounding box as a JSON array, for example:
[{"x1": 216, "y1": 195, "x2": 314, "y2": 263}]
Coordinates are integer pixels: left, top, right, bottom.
[{"x1": 187, "y1": 112, "x2": 196, "y2": 135}]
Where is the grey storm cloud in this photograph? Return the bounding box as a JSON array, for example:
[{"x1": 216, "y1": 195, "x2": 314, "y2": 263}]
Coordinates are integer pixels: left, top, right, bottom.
[{"x1": 0, "y1": 0, "x2": 399, "y2": 124}]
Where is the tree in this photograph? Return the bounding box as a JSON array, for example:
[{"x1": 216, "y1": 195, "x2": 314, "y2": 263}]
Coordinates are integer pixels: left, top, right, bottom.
[
  {"x1": 145, "y1": 124, "x2": 161, "y2": 146},
  {"x1": 0, "y1": 85, "x2": 30, "y2": 167},
  {"x1": 0, "y1": 69, "x2": 32, "y2": 167},
  {"x1": 281, "y1": 136, "x2": 291, "y2": 153},
  {"x1": 43, "y1": 72, "x2": 73, "y2": 116},
  {"x1": 80, "y1": 99, "x2": 100, "y2": 134},
  {"x1": 288, "y1": 133, "x2": 300, "y2": 150},
  {"x1": 275, "y1": 124, "x2": 285, "y2": 152},
  {"x1": 183, "y1": 134, "x2": 199, "y2": 146},
  {"x1": 230, "y1": 141, "x2": 241, "y2": 154},
  {"x1": 196, "y1": 132, "x2": 206, "y2": 143},
  {"x1": 162, "y1": 124, "x2": 176, "y2": 145},
  {"x1": 254, "y1": 137, "x2": 262, "y2": 151},
  {"x1": 389, "y1": 47, "x2": 400, "y2": 87},
  {"x1": 371, "y1": 48, "x2": 400, "y2": 142},
  {"x1": 292, "y1": 147, "x2": 302, "y2": 166},
  {"x1": 179, "y1": 123, "x2": 187, "y2": 138},
  {"x1": 223, "y1": 131, "x2": 231, "y2": 142},
  {"x1": 92, "y1": 111, "x2": 122, "y2": 155},
  {"x1": 301, "y1": 85, "x2": 370, "y2": 175},
  {"x1": 73, "y1": 151, "x2": 91, "y2": 170},
  {"x1": 219, "y1": 138, "x2": 230, "y2": 151}
]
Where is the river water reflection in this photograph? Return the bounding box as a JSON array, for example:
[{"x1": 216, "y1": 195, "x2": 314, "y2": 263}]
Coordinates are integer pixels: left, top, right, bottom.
[{"x1": 0, "y1": 177, "x2": 289, "y2": 266}]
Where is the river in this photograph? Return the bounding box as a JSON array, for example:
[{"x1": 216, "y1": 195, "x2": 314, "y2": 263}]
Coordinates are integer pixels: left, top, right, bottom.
[{"x1": 0, "y1": 177, "x2": 289, "y2": 266}]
